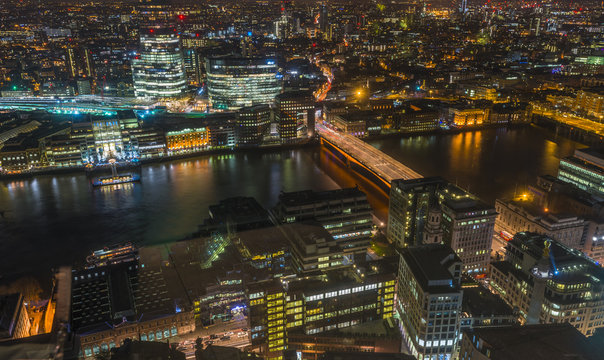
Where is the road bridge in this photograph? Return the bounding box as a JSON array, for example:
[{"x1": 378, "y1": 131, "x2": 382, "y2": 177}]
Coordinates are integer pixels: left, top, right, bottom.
[{"x1": 317, "y1": 123, "x2": 422, "y2": 193}]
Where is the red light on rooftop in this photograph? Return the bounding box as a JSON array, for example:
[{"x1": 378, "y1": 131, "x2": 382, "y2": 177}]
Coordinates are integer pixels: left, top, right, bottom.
[{"x1": 149, "y1": 29, "x2": 154, "y2": 33}]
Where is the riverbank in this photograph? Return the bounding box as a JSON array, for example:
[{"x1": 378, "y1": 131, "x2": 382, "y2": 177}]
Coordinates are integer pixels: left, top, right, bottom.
[
  {"x1": 0, "y1": 139, "x2": 320, "y2": 181},
  {"x1": 1, "y1": 123, "x2": 534, "y2": 181}
]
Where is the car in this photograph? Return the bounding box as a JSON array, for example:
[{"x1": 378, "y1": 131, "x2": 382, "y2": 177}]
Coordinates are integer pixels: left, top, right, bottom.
[
  {"x1": 204, "y1": 340, "x2": 214, "y2": 346},
  {"x1": 237, "y1": 332, "x2": 247, "y2": 337},
  {"x1": 241, "y1": 327, "x2": 248, "y2": 332},
  {"x1": 220, "y1": 336, "x2": 231, "y2": 341},
  {"x1": 224, "y1": 331, "x2": 234, "y2": 336},
  {"x1": 209, "y1": 334, "x2": 219, "y2": 339}
]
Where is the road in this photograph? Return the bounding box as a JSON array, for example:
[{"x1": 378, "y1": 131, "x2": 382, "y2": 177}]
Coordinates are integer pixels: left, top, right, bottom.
[
  {"x1": 317, "y1": 123, "x2": 422, "y2": 183},
  {"x1": 172, "y1": 315, "x2": 251, "y2": 359},
  {"x1": 531, "y1": 103, "x2": 604, "y2": 136}
]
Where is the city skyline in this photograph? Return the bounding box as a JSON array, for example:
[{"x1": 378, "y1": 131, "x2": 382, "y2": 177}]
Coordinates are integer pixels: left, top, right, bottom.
[{"x1": 0, "y1": 0, "x2": 603, "y2": 359}]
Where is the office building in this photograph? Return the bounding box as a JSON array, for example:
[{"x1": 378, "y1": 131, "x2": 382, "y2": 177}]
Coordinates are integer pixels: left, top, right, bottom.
[
  {"x1": 237, "y1": 105, "x2": 271, "y2": 145},
  {"x1": 489, "y1": 232, "x2": 604, "y2": 336},
  {"x1": 397, "y1": 244, "x2": 463, "y2": 360},
  {"x1": 247, "y1": 259, "x2": 396, "y2": 359},
  {"x1": 71, "y1": 246, "x2": 194, "y2": 358},
  {"x1": 388, "y1": 177, "x2": 446, "y2": 247},
  {"x1": 165, "y1": 127, "x2": 208, "y2": 153},
  {"x1": 274, "y1": 187, "x2": 373, "y2": 261},
  {"x1": 459, "y1": 284, "x2": 517, "y2": 333},
  {"x1": 558, "y1": 148, "x2": 604, "y2": 198},
  {"x1": 203, "y1": 197, "x2": 272, "y2": 233},
  {"x1": 440, "y1": 191, "x2": 497, "y2": 274},
  {"x1": 206, "y1": 56, "x2": 281, "y2": 110},
  {"x1": 459, "y1": 323, "x2": 604, "y2": 360},
  {"x1": 132, "y1": 28, "x2": 187, "y2": 99},
  {"x1": 495, "y1": 198, "x2": 586, "y2": 251},
  {"x1": 275, "y1": 91, "x2": 315, "y2": 141},
  {"x1": 388, "y1": 177, "x2": 496, "y2": 273},
  {"x1": 285, "y1": 222, "x2": 354, "y2": 274}
]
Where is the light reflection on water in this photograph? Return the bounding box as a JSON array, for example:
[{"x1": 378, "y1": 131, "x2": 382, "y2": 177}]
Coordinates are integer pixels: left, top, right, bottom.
[{"x1": 0, "y1": 126, "x2": 583, "y2": 282}]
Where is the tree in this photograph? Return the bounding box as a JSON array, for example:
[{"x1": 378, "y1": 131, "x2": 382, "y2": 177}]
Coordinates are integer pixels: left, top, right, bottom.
[{"x1": 0, "y1": 277, "x2": 43, "y2": 302}]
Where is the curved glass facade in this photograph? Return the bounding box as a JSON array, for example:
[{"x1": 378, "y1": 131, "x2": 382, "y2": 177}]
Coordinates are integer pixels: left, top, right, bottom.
[
  {"x1": 206, "y1": 56, "x2": 281, "y2": 110},
  {"x1": 132, "y1": 28, "x2": 187, "y2": 99}
]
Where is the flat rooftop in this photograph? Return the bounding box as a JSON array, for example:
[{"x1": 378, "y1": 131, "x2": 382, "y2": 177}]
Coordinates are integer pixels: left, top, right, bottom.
[
  {"x1": 278, "y1": 187, "x2": 367, "y2": 207},
  {"x1": 465, "y1": 323, "x2": 604, "y2": 360},
  {"x1": 462, "y1": 285, "x2": 514, "y2": 317},
  {"x1": 400, "y1": 244, "x2": 461, "y2": 294}
]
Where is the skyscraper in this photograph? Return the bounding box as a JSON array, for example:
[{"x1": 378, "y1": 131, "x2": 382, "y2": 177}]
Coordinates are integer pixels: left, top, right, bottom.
[
  {"x1": 388, "y1": 177, "x2": 496, "y2": 274},
  {"x1": 397, "y1": 244, "x2": 463, "y2": 360},
  {"x1": 205, "y1": 56, "x2": 281, "y2": 110},
  {"x1": 319, "y1": 4, "x2": 329, "y2": 32},
  {"x1": 132, "y1": 28, "x2": 187, "y2": 99}
]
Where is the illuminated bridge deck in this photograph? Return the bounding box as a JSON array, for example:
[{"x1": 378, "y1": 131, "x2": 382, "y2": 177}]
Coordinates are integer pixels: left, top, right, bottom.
[{"x1": 317, "y1": 123, "x2": 422, "y2": 185}]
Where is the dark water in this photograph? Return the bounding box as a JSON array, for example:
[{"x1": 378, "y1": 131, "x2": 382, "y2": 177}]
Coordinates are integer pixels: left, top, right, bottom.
[
  {"x1": 0, "y1": 125, "x2": 583, "y2": 284},
  {"x1": 367, "y1": 125, "x2": 583, "y2": 204}
]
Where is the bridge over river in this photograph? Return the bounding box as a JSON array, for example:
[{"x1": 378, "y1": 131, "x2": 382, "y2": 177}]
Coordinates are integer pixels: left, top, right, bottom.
[{"x1": 316, "y1": 123, "x2": 422, "y2": 193}]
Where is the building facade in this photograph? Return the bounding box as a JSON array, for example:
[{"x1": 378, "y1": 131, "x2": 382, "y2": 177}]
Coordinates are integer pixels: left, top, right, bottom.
[
  {"x1": 206, "y1": 56, "x2": 281, "y2": 110},
  {"x1": 397, "y1": 244, "x2": 463, "y2": 360},
  {"x1": 132, "y1": 28, "x2": 187, "y2": 99},
  {"x1": 558, "y1": 148, "x2": 604, "y2": 198},
  {"x1": 247, "y1": 261, "x2": 396, "y2": 360},
  {"x1": 489, "y1": 232, "x2": 604, "y2": 336}
]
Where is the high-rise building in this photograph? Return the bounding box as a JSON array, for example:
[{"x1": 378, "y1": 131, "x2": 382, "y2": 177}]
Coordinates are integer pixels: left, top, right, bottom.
[
  {"x1": 182, "y1": 48, "x2": 202, "y2": 86},
  {"x1": 275, "y1": 91, "x2": 315, "y2": 141},
  {"x1": 489, "y1": 232, "x2": 604, "y2": 336},
  {"x1": 206, "y1": 56, "x2": 281, "y2": 110},
  {"x1": 132, "y1": 28, "x2": 187, "y2": 99},
  {"x1": 558, "y1": 148, "x2": 604, "y2": 198},
  {"x1": 388, "y1": 177, "x2": 446, "y2": 247},
  {"x1": 319, "y1": 4, "x2": 329, "y2": 32},
  {"x1": 440, "y1": 193, "x2": 497, "y2": 274},
  {"x1": 388, "y1": 177, "x2": 496, "y2": 274},
  {"x1": 397, "y1": 244, "x2": 463, "y2": 360},
  {"x1": 237, "y1": 105, "x2": 271, "y2": 145},
  {"x1": 66, "y1": 48, "x2": 79, "y2": 79}
]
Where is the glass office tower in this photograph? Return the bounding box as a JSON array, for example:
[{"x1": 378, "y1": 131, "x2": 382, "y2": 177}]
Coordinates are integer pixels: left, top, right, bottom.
[
  {"x1": 205, "y1": 56, "x2": 281, "y2": 110},
  {"x1": 132, "y1": 28, "x2": 187, "y2": 98}
]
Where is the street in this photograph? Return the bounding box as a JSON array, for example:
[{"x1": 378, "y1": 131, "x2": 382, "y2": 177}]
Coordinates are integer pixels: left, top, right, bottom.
[{"x1": 172, "y1": 314, "x2": 251, "y2": 359}]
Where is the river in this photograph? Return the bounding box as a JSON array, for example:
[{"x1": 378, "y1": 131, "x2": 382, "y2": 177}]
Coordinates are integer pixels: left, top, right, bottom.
[{"x1": 0, "y1": 125, "x2": 583, "y2": 284}]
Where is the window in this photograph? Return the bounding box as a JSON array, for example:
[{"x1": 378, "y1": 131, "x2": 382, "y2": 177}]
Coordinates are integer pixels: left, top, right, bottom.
[{"x1": 171, "y1": 327, "x2": 178, "y2": 336}]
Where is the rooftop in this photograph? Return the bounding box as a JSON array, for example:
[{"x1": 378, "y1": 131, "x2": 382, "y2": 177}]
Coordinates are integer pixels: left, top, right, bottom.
[
  {"x1": 400, "y1": 244, "x2": 461, "y2": 294},
  {"x1": 277, "y1": 187, "x2": 367, "y2": 207},
  {"x1": 464, "y1": 323, "x2": 604, "y2": 360},
  {"x1": 462, "y1": 285, "x2": 514, "y2": 317}
]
